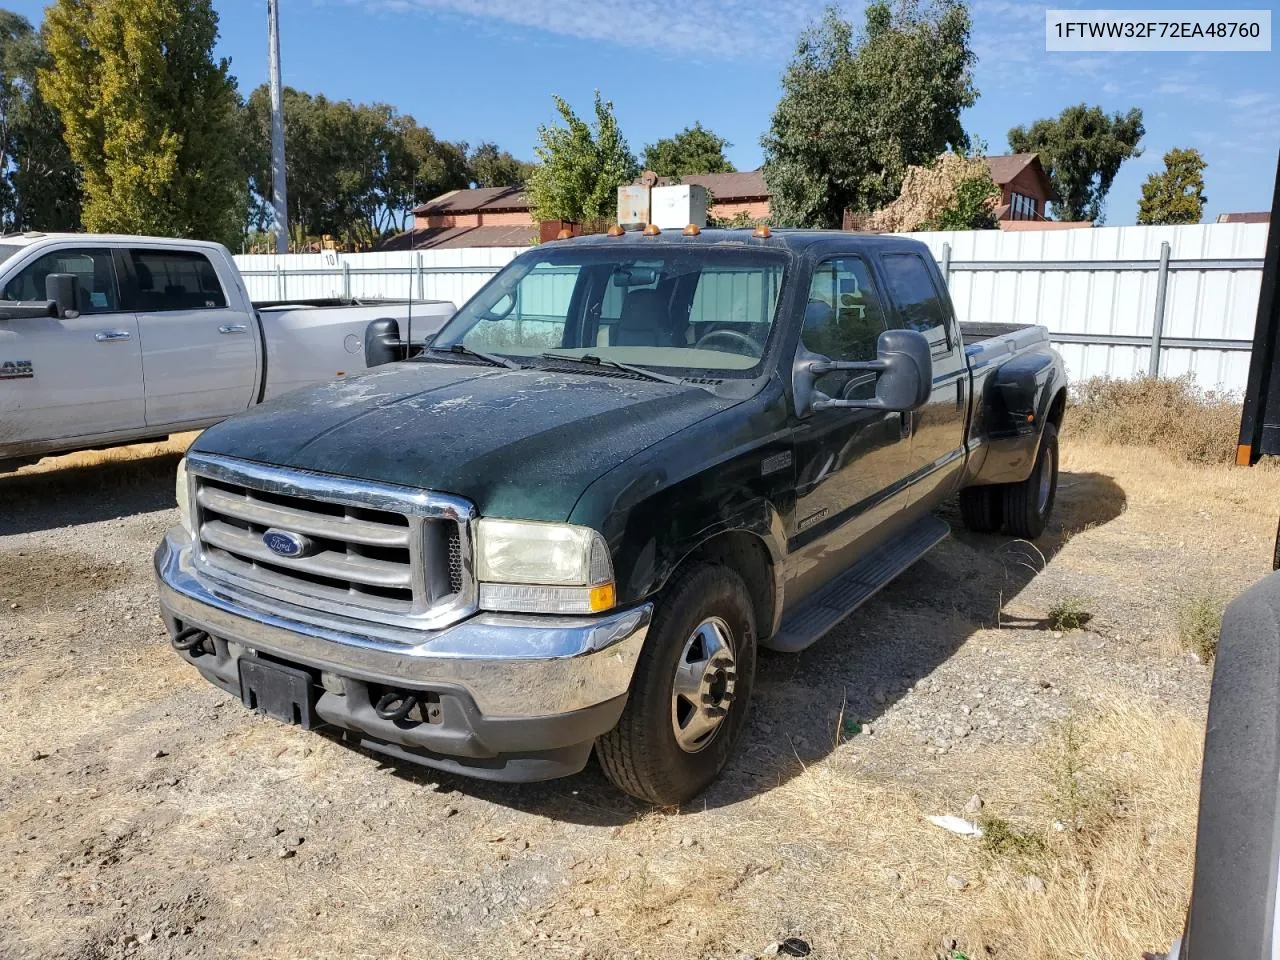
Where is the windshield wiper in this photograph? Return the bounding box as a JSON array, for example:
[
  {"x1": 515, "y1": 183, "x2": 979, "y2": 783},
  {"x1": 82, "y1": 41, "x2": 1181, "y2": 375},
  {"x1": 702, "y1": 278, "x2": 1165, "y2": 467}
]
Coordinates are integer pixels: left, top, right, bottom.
[
  {"x1": 539, "y1": 352, "x2": 685, "y2": 386},
  {"x1": 429, "y1": 343, "x2": 522, "y2": 370}
]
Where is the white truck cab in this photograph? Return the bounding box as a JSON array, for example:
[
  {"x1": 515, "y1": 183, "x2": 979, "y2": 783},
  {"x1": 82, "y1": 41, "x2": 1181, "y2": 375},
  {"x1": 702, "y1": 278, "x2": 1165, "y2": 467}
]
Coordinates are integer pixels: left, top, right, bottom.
[{"x1": 0, "y1": 233, "x2": 453, "y2": 467}]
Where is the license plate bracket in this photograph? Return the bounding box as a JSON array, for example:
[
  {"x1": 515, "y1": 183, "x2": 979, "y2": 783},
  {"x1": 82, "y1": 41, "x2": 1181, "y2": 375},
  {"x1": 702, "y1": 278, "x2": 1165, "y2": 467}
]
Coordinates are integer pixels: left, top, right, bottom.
[{"x1": 238, "y1": 658, "x2": 318, "y2": 728}]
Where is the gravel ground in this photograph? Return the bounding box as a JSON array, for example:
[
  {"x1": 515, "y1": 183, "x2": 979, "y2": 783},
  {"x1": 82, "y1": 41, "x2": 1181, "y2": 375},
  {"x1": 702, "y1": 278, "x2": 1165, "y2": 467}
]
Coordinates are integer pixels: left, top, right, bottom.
[{"x1": 1, "y1": 438, "x2": 1274, "y2": 959}]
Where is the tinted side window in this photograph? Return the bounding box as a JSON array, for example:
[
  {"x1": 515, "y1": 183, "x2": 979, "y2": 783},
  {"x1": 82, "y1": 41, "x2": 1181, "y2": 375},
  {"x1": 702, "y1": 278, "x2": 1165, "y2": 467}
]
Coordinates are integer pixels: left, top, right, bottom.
[
  {"x1": 127, "y1": 250, "x2": 227, "y2": 312},
  {"x1": 880, "y1": 253, "x2": 949, "y2": 346},
  {"x1": 803, "y1": 257, "x2": 887, "y2": 400},
  {"x1": 3, "y1": 248, "x2": 120, "y2": 314}
]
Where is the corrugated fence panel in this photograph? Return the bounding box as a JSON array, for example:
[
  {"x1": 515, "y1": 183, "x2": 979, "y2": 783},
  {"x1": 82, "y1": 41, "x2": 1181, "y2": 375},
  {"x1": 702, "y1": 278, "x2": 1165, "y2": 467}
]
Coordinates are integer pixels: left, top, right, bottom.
[{"x1": 235, "y1": 222, "x2": 1267, "y2": 394}]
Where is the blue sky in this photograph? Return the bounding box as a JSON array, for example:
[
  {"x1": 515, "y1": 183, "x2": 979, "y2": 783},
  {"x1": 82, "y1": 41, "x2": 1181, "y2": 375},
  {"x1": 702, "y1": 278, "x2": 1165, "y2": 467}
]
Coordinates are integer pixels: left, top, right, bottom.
[{"x1": 7, "y1": 0, "x2": 1278, "y2": 223}]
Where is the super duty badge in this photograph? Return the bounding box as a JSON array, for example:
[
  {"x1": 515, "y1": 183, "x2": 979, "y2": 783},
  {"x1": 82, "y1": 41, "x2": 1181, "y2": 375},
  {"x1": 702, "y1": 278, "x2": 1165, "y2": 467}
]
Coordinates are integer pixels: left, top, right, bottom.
[{"x1": 0, "y1": 359, "x2": 33, "y2": 380}]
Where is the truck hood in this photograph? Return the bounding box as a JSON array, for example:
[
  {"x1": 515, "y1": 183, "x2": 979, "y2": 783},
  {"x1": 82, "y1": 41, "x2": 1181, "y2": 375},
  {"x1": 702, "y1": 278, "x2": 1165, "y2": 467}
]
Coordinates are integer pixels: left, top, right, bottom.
[{"x1": 191, "y1": 360, "x2": 739, "y2": 521}]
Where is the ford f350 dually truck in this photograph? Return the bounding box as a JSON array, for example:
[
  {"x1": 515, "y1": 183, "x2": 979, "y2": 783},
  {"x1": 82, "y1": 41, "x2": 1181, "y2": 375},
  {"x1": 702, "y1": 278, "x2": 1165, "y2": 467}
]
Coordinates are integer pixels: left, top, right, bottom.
[
  {"x1": 155, "y1": 228, "x2": 1066, "y2": 804},
  {"x1": 0, "y1": 233, "x2": 453, "y2": 468}
]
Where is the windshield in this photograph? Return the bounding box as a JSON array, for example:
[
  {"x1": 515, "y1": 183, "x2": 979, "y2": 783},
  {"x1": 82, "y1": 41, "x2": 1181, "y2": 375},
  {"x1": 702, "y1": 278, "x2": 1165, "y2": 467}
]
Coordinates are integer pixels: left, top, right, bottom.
[{"x1": 430, "y1": 246, "x2": 788, "y2": 377}]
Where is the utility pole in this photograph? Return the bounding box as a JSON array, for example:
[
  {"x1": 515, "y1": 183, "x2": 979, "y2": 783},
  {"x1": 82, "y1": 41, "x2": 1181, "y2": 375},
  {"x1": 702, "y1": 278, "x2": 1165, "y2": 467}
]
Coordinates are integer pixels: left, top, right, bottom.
[{"x1": 267, "y1": 0, "x2": 289, "y2": 255}]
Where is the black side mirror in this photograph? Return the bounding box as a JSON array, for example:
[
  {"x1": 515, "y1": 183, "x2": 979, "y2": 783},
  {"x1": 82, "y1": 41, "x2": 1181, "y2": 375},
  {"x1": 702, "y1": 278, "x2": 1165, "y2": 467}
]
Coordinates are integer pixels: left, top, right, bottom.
[
  {"x1": 364, "y1": 317, "x2": 403, "y2": 367},
  {"x1": 46, "y1": 273, "x2": 79, "y2": 319},
  {"x1": 794, "y1": 328, "x2": 933, "y2": 416}
]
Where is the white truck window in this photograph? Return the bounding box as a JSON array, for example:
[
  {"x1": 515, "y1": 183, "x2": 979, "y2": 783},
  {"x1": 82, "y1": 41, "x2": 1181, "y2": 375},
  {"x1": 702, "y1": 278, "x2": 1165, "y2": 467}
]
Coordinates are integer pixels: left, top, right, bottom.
[
  {"x1": 3, "y1": 248, "x2": 121, "y2": 314},
  {"x1": 127, "y1": 250, "x2": 228, "y2": 312}
]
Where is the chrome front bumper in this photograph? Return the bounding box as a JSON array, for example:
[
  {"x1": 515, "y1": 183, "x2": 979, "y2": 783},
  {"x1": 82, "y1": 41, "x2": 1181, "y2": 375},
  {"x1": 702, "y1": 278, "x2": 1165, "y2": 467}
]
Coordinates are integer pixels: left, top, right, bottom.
[{"x1": 154, "y1": 528, "x2": 651, "y2": 718}]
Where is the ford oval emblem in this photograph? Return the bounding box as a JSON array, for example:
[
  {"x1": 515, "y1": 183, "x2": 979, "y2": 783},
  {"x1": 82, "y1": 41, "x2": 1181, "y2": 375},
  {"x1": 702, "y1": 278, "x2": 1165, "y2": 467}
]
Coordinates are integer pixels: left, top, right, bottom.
[{"x1": 262, "y1": 528, "x2": 313, "y2": 559}]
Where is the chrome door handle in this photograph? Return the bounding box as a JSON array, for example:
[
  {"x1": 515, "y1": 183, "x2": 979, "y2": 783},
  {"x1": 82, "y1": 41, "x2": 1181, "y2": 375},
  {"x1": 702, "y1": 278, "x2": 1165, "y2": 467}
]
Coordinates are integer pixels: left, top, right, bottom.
[
  {"x1": 95, "y1": 330, "x2": 131, "y2": 342},
  {"x1": 218, "y1": 324, "x2": 248, "y2": 335}
]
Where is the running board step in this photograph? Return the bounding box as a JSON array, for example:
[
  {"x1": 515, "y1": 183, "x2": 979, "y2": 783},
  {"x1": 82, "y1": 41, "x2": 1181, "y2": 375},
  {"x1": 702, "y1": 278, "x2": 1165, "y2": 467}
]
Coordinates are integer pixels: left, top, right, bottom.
[{"x1": 769, "y1": 515, "x2": 951, "y2": 653}]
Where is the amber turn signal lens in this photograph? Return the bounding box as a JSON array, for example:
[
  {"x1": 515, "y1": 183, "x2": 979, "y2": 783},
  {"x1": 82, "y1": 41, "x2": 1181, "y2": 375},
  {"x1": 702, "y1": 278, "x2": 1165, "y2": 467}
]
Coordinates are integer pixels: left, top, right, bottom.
[
  {"x1": 588, "y1": 583, "x2": 616, "y2": 612},
  {"x1": 606, "y1": 224, "x2": 625, "y2": 237},
  {"x1": 683, "y1": 223, "x2": 701, "y2": 236}
]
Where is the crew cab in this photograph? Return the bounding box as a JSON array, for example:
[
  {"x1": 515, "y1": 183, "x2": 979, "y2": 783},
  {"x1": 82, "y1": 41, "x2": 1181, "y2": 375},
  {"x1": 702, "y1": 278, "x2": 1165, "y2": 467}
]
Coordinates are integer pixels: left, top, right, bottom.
[
  {"x1": 0, "y1": 233, "x2": 453, "y2": 468},
  {"x1": 154, "y1": 228, "x2": 1067, "y2": 804}
]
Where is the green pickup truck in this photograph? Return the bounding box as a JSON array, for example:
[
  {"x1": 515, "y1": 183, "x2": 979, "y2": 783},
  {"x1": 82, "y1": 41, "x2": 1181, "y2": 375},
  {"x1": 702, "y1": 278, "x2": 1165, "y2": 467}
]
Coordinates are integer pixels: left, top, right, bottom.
[{"x1": 154, "y1": 228, "x2": 1067, "y2": 804}]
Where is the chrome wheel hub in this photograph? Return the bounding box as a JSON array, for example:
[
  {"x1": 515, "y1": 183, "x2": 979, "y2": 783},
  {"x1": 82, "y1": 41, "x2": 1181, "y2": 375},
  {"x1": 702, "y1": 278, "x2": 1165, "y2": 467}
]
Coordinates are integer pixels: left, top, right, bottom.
[
  {"x1": 671, "y1": 617, "x2": 737, "y2": 753},
  {"x1": 1037, "y1": 444, "x2": 1054, "y2": 513}
]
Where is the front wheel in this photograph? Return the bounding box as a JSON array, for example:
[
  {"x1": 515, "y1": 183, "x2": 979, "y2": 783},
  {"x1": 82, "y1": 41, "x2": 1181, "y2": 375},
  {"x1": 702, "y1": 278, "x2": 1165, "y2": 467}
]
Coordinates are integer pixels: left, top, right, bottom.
[
  {"x1": 596, "y1": 564, "x2": 756, "y2": 805},
  {"x1": 1001, "y1": 421, "x2": 1059, "y2": 539}
]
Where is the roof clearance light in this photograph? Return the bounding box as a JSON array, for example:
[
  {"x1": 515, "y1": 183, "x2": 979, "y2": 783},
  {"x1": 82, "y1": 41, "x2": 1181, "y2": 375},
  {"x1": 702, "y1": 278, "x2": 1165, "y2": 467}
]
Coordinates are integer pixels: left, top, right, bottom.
[
  {"x1": 607, "y1": 225, "x2": 625, "y2": 237},
  {"x1": 752, "y1": 224, "x2": 771, "y2": 239},
  {"x1": 642, "y1": 223, "x2": 661, "y2": 236},
  {"x1": 556, "y1": 228, "x2": 572, "y2": 240},
  {"x1": 683, "y1": 223, "x2": 701, "y2": 236}
]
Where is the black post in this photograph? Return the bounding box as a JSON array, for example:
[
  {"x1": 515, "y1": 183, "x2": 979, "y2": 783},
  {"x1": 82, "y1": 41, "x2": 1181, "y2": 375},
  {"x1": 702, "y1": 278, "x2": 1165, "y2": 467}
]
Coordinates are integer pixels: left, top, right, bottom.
[{"x1": 1237, "y1": 150, "x2": 1280, "y2": 465}]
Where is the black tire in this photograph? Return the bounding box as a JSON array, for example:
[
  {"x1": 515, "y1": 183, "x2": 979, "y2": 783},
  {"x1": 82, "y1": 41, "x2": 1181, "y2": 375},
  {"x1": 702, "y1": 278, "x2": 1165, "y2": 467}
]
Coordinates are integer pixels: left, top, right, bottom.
[
  {"x1": 1002, "y1": 421, "x2": 1059, "y2": 539},
  {"x1": 596, "y1": 564, "x2": 757, "y2": 805},
  {"x1": 958, "y1": 485, "x2": 1003, "y2": 533}
]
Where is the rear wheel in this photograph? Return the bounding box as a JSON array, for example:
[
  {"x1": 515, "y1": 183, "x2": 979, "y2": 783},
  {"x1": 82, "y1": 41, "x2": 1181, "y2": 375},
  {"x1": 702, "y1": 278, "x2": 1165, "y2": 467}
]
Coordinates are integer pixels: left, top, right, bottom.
[
  {"x1": 958, "y1": 485, "x2": 1003, "y2": 533},
  {"x1": 596, "y1": 564, "x2": 756, "y2": 805},
  {"x1": 1001, "y1": 422, "x2": 1059, "y2": 539}
]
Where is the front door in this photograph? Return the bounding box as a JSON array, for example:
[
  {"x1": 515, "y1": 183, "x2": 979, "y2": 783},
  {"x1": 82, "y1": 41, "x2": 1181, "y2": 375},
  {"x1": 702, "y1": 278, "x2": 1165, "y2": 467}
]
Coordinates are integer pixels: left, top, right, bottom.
[
  {"x1": 126, "y1": 247, "x2": 256, "y2": 427},
  {"x1": 878, "y1": 251, "x2": 970, "y2": 511},
  {"x1": 0, "y1": 246, "x2": 142, "y2": 447},
  {"x1": 787, "y1": 254, "x2": 916, "y2": 604}
]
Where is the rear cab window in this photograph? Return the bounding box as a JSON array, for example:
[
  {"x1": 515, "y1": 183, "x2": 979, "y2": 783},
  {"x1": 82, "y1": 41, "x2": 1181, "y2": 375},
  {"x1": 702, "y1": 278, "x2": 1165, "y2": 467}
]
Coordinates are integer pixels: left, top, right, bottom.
[
  {"x1": 126, "y1": 249, "x2": 228, "y2": 312},
  {"x1": 878, "y1": 252, "x2": 952, "y2": 352}
]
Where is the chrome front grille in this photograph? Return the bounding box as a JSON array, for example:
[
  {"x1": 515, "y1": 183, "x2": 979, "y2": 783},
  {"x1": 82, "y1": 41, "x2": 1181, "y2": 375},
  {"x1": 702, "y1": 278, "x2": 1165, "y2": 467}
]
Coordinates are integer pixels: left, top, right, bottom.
[{"x1": 186, "y1": 453, "x2": 476, "y2": 630}]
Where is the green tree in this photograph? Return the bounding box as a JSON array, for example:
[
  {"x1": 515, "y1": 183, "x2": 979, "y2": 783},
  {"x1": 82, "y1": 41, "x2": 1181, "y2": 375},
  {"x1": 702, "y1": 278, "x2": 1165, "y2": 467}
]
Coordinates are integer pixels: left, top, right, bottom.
[
  {"x1": 641, "y1": 123, "x2": 735, "y2": 178},
  {"x1": 467, "y1": 142, "x2": 534, "y2": 188},
  {"x1": 1008, "y1": 104, "x2": 1144, "y2": 223},
  {"x1": 242, "y1": 86, "x2": 470, "y2": 246},
  {"x1": 526, "y1": 92, "x2": 637, "y2": 224},
  {"x1": 1136, "y1": 147, "x2": 1207, "y2": 225},
  {"x1": 0, "y1": 10, "x2": 80, "y2": 231},
  {"x1": 762, "y1": 2, "x2": 977, "y2": 229},
  {"x1": 41, "y1": 0, "x2": 242, "y2": 245}
]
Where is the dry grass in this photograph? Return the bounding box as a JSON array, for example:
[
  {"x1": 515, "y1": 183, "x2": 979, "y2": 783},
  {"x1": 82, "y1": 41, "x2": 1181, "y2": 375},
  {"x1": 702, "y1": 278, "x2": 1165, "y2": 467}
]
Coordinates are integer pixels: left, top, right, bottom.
[
  {"x1": 1177, "y1": 592, "x2": 1226, "y2": 662},
  {"x1": 1069, "y1": 375, "x2": 1240, "y2": 464},
  {"x1": 530, "y1": 700, "x2": 1201, "y2": 960},
  {"x1": 4, "y1": 432, "x2": 197, "y2": 477}
]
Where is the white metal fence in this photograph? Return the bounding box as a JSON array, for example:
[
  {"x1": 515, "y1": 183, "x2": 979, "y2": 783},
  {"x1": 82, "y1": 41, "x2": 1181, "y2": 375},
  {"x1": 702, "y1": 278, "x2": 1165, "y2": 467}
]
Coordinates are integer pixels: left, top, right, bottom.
[{"x1": 234, "y1": 221, "x2": 1268, "y2": 394}]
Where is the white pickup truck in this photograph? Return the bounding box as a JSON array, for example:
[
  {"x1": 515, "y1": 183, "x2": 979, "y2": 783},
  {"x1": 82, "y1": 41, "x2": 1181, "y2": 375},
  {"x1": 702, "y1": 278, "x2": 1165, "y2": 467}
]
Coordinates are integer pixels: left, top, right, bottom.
[{"x1": 0, "y1": 233, "x2": 454, "y2": 468}]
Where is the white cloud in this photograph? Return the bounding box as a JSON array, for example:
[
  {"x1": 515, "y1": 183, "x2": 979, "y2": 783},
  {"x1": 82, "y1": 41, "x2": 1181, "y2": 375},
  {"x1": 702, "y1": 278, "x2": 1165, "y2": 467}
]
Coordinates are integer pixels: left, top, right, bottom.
[{"x1": 361, "y1": 0, "x2": 839, "y2": 60}]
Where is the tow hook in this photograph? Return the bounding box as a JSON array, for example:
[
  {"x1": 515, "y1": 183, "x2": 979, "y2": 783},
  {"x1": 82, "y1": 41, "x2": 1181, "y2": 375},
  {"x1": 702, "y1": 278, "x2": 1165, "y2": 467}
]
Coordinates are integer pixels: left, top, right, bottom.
[
  {"x1": 171, "y1": 626, "x2": 212, "y2": 657},
  {"x1": 374, "y1": 691, "x2": 420, "y2": 723}
]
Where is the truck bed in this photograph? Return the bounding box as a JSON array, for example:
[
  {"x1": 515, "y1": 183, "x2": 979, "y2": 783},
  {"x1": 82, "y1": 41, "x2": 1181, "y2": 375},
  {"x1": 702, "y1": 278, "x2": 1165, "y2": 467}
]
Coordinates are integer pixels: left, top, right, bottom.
[{"x1": 960, "y1": 321, "x2": 1050, "y2": 371}]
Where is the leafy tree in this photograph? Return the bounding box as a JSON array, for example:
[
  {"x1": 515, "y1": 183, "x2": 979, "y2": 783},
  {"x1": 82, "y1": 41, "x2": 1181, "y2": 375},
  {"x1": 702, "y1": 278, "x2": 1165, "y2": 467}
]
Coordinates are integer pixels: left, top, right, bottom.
[
  {"x1": 1008, "y1": 104, "x2": 1144, "y2": 223},
  {"x1": 242, "y1": 86, "x2": 470, "y2": 246},
  {"x1": 41, "y1": 0, "x2": 243, "y2": 245},
  {"x1": 867, "y1": 152, "x2": 997, "y2": 231},
  {"x1": 1136, "y1": 147, "x2": 1207, "y2": 225},
  {"x1": 526, "y1": 92, "x2": 637, "y2": 224},
  {"x1": 762, "y1": 2, "x2": 977, "y2": 229},
  {"x1": 467, "y1": 142, "x2": 534, "y2": 188},
  {"x1": 0, "y1": 11, "x2": 80, "y2": 231},
  {"x1": 641, "y1": 123, "x2": 735, "y2": 178}
]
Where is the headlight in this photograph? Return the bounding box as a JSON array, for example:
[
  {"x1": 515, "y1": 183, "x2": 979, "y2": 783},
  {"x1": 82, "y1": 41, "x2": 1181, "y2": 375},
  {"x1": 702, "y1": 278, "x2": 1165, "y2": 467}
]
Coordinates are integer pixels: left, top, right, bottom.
[
  {"x1": 476, "y1": 518, "x2": 615, "y2": 614},
  {"x1": 175, "y1": 457, "x2": 192, "y2": 533}
]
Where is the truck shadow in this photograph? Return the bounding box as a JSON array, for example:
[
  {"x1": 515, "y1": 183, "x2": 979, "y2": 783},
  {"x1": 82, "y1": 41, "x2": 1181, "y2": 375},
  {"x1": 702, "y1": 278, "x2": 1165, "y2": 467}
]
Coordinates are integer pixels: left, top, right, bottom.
[
  {"x1": 0, "y1": 450, "x2": 183, "y2": 537},
  {"x1": 371, "y1": 469, "x2": 1128, "y2": 822}
]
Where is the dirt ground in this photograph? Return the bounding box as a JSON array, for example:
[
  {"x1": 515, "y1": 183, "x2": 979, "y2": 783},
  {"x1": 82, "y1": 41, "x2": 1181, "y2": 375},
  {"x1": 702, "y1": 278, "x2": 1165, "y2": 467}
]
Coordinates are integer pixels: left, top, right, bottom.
[{"x1": 2, "y1": 435, "x2": 1276, "y2": 960}]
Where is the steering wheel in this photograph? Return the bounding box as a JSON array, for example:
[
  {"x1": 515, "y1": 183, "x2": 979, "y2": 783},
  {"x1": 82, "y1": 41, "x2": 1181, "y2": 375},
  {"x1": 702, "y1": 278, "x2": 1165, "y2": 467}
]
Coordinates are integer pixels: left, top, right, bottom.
[{"x1": 694, "y1": 328, "x2": 764, "y2": 357}]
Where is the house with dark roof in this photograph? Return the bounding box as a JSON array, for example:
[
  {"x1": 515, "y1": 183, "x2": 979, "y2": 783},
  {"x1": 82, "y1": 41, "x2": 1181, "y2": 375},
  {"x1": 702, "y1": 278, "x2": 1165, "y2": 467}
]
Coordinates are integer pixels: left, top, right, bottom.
[
  {"x1": 379, "y1": 154, "x2": 1068, "y2": 250},
  {"x1": 983, "y1": 153, "x2": 1059, "y2": 221}
]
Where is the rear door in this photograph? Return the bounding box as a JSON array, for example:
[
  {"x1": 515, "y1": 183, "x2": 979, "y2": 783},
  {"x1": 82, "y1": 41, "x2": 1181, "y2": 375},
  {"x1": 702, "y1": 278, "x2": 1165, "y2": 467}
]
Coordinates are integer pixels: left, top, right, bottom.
[
  {"x1": 786, "y1": 253, "x2": 916, "y2": 604},
  {"x1": 125, "y1": 247, "x2": 256, "y2": 427},
  {"x1": 878, "y1": 251, "x2": 970, "y2": 510},
  {"x1": 0, "y1": 245, "x2": 142, "y2": 445}
]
